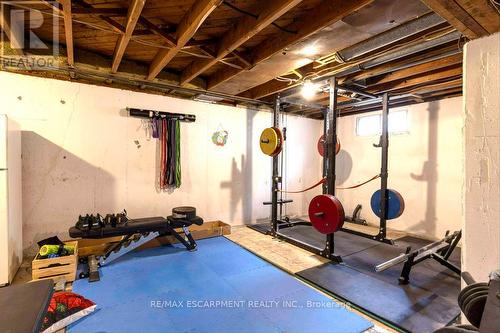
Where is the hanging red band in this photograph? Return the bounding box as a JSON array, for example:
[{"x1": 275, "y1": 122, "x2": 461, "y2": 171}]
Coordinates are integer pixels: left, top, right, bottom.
[
  {"x1": 277, "y1": 178, "x2": 326, "y2": 194},
  {"x1": 277, "y1": 174, "x2": 380, "y2": 194},
  {"x1": 336, "y1": 174, "x2": 381, "y2": 190}
]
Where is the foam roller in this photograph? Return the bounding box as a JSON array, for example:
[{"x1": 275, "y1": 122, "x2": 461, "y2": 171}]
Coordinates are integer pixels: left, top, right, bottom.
[{"x1": 39, "y1": 244, "x2": 75, "y2": 257}]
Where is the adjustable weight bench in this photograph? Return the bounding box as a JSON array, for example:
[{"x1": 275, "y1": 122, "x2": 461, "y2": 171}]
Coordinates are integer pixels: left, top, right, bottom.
[{"x1": 69, "y1": 207, "x2": 203, "y2": 282}]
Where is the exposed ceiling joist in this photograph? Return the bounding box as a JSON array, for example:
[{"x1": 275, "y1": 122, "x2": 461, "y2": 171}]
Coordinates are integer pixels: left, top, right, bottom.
[
  {"x1": 73, "y1": 0, "x2": 125, "y2": 33},
  {"x1": 310, "y1": 60, "x2": 462, "y2": 103},
  {"x1": 454, "y1": 0, "x2": 500, "y2": 34},
  {"x1": 71, "y1": 7, "x2": 128, "y2": 15},
  {"x1": 111, "y1": 0, "x2": 146, "y2": 73},
  {"x1": 365, "y1": 53, "x2": 462, "y2": 85},
  {"x1": 340, "y1": 43, "x2": 460, "y2": 83},
  {"x1": 147, "y1": 0, "x2": 221, "y2": 80},
  {"x1": 361, "y1": 64, "x2": 462, "y2": 94},
  {"x1": 58, "y1": 0, "x2": 74, "y2": 66},
  {"x1": 206, "y1": 0, "x2": 374, "y2": 90},
  {"x1": 238, "y1": 27, "x2": 460, "y2": 100},
  {"x1": 179, "y1": 0, "x2": 303, "y2": 86},
  {"x1": 420, "y1": 0, "x2": 489, "y2": 38}
]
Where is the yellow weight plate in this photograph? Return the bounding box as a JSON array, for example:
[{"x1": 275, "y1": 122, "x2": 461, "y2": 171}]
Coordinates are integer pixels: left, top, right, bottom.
[{"x1": 260, "y1": 127, "x2": 280, "y2": 156}]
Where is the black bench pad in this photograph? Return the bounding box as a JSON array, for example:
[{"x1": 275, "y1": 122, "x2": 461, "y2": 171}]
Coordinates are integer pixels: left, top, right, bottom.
[
  {"x1": 69, "y1": 216, "x2": 203, "y2": 239},
  {"x1": 0, "y1": 279, "x2": 53, "y2": 333}
]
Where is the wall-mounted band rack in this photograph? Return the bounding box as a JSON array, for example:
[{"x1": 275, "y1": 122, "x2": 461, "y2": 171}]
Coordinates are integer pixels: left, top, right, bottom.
[{"x1": 127, "y1": 107, "x2": 196, "y2": 122}]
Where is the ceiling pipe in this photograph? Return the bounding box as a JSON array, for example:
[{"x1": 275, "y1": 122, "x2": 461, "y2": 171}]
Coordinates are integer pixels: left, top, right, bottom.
[{"x1": 338, "y1": 12, "x2": 446, "y2": 61}]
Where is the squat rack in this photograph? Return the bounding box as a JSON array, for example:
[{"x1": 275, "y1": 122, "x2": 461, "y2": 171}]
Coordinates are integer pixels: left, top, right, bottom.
[{"x1": 264, "y1": 77, "x2": 393, "y2": 261}]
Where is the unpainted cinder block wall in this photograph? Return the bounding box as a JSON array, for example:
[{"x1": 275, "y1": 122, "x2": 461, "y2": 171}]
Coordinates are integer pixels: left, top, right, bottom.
[{"x1": 463, "y1": 32, "x2": 500, "y2": 282}]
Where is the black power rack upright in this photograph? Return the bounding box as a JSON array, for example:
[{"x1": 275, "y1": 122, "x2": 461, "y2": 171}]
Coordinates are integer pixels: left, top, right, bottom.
[{"x1": 252, "y1": 77, "x2": 393, "y2": 262}]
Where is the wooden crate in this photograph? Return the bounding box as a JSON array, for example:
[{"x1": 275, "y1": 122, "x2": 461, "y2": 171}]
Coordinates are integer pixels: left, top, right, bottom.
[
  {"x1": 32, "y1": 241, "x2": 78, "y2": 282},
  {"x1": 139, "y1": 220, "x2": 231, "y2": 250}
]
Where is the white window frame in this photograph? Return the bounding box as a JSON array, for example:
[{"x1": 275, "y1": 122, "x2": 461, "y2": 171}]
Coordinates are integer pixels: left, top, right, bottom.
[{"x1": 355, "y1": 110, "x2": 409, "y2": 137}]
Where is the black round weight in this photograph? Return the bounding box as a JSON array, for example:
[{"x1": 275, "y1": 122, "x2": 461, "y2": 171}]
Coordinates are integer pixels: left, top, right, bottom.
[
  {"x1": 463, "y1": 294, "x2": 488, "y2": 328},
  {"x1": 172, "y1": 206, "x2": 196, "y2": 220},
  {"x1": 461, "y1": 290, "x2": 489, "y2": 314},
  {"x1": 458, "y1": 283, "x2": 488, "y2": 309}
]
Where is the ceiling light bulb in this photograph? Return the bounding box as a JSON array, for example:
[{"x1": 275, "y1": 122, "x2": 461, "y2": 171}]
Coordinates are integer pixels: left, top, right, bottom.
[
  {"x1": 301, "y1": 80, "x2": 318, "y2": 100},
  {"x1": 300, "y1": 44, "x2": 318, "y2": 57}
]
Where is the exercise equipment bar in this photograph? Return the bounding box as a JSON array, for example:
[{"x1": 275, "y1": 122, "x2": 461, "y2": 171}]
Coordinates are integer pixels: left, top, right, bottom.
[{"x1": 127, "y1": 107, "x2": 196, "y2": 122}]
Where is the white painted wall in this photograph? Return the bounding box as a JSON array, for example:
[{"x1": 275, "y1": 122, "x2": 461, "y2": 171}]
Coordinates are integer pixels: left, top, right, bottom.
[
  {"x1": 0, "y1": 71, "x2": 323, "y2": 253},
  {"x1": 336, "y1": 97, "x2": 463, "y2": 240},
  {"x1": 463, "y1": 33, "x2": 500, "y2": 282}
]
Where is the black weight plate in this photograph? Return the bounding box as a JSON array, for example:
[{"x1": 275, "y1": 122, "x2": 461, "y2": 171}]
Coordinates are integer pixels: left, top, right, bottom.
[
  {"x1": 172, "y1": 206, "x2": 196, "y2": 219},
  {"x1": 462, "y1": 290, "x2": 489, "y2": 314},
  {"x1": 464, "y1": 294, "x2": 488, "y2": 328},
  {"x1": 458, "y1": 283, "x2": 488, "y2": 309}
]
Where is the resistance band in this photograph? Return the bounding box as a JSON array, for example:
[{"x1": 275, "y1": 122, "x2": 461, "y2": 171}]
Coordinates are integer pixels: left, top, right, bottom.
[
  {"x1": 336, "y1": 174, "x2": 381, "y2": 190},
  {"x1": 175, "y1": 119, "x2": 181, "y2": 188},
  {"x1": 156, "y1": 118, "x2": 182, "y2": 190},
  {"x1": 277, "y1": 174, "x2": 380, "y2": 193}
]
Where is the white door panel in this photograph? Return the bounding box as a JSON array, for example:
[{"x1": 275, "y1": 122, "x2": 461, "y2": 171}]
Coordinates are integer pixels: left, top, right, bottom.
[
  {"x1": 0, "y1": 115, "x2": 7, "y2": 169},
  {"x1": 0, "y1": 170, "x2": 9, "y2": 285}
]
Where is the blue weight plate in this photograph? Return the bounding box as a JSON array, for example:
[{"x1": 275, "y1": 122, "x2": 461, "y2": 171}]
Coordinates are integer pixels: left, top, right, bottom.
[{"x1": 370, "y1": 189, "x2": 405, "y2": 220}]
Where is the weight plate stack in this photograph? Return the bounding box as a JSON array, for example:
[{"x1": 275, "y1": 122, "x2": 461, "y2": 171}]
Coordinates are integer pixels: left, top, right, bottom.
[
  {"x1": 172, "y1": 206, "x2": 197, "y2": 220},
  {"x1": 458, "y1": 283, "x2": 488, "y2": 309},
  {"x1": 463, "y1": 293, "x2": 488, "y2": 328}
]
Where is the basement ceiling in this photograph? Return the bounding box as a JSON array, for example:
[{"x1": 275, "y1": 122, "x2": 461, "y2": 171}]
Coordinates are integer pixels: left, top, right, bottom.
[{"x1": 0, "y1": 0, "x2": 499, "y2": 117}]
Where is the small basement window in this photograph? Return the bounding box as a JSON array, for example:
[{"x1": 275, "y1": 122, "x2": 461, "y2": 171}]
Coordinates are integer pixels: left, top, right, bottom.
[{"x1": 355, "y1": 110, "x2": 409, "y2": 136}]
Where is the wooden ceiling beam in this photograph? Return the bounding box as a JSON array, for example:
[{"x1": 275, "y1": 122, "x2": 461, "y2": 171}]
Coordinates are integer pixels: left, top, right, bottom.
[
  {"x1": 364, "y1": 65, "x2": 462, "y2": 94},
  {"x1": 231, "y1": 50, "x2": 252, "y2": 67},
  {"x1": 147, "y1": 0, "x2": 221, "y2": 80},
  {"x1": 111, "y1": 0, "x2": 146, "y2": 73},
  {"x1": 283, "y1": 61, "x2": 463, "y2": 106},
  {"x1": 71, "y1": 7, "x2": 128, "y2": 16},
  {"x1": 206, "y1": 0, "x2": 373, "y2": 90},
  {"x1": 238, "y1": 28, "x2": 462, "y2": 100},
  {"x1": 340, "y1": 43, "x2": 460, "y2": 83},
  {"x1": 58, "y1": 0, "x2": 74, "y2": 66},
  {"x1": 420, "y1": 0, "x2": 489, "y2": 39},
  {"x1": 72, "y1": 0, "x2": 125, "y2": 34},
  {"x1": 454, "y1": 0, "x2": 500, "y2": 34},
  {"x1": 179, "y1": 0, "x2": 303, "y2": 86},
  {"x1": 137, "y1": 16, "x2": 176, "y2": 46},
  {"x1": 365, "y1": 53, "x2": 462, "y2": 85}
]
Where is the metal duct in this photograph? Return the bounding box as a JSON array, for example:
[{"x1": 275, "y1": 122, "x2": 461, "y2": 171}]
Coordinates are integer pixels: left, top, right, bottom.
[
  {"x1": 360, "y1": 31, "x2": 462, "y2": 69},
  {"x1": 338, "y1": 13, "x2": 446, "y2": 61}
]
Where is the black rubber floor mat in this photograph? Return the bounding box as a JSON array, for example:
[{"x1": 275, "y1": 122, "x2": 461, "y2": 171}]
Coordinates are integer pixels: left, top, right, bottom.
[
  {"x1": 248, "y1": 223, "x2": 382, "y2": 257},
  {"x1": 297, "y1": 235, "x2": 461, "y2": 333}
]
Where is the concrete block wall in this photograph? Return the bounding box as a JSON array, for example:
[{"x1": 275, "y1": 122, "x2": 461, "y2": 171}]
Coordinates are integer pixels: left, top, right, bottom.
[{"x1": 463, "y1": 32, "x2": 500, "y2": 281}]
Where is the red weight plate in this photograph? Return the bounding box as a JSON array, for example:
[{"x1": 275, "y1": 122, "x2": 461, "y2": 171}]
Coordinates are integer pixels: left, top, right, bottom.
[
  {"x1": 317, "y1": 135, "x2": 340, "y2": 157},
  {"x1": 308, "y1": 194, "x2": 345, "y2": 234}
]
